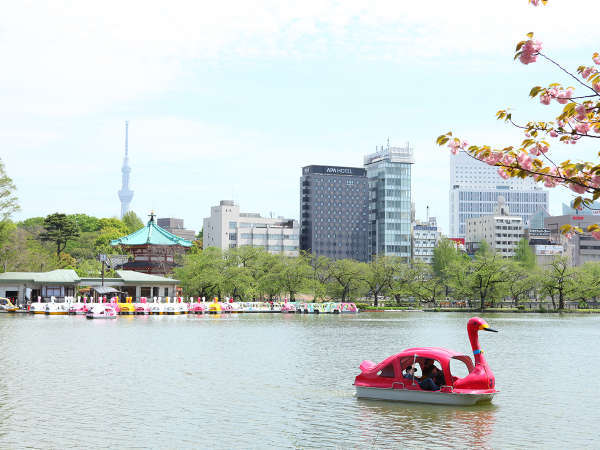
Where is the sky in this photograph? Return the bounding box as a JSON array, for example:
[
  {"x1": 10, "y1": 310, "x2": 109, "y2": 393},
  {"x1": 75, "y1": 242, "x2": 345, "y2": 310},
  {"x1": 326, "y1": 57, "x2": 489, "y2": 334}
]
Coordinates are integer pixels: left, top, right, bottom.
[{"x1": 2, "y1": 0, "x2": 600, "y2": 234}]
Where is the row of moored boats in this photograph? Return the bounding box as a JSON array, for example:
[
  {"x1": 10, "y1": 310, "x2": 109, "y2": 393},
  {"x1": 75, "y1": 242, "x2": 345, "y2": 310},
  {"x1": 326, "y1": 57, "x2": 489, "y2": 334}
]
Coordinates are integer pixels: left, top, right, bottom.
[{"x1": 20, "y1": 298, "x2": 359, "y2": 319}]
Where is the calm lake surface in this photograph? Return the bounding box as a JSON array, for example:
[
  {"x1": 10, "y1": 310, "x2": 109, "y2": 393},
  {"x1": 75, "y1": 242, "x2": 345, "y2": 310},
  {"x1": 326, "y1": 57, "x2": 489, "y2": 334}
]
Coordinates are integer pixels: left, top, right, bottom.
[{"x1": 0, "y1": 311, "x2": 598, "y2": 449}]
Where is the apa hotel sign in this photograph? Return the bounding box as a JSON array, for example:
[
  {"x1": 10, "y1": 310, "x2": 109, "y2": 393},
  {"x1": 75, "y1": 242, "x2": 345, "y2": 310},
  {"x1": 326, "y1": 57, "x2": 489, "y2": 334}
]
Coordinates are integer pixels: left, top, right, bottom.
[{"x1": 302, "y1": 165, "x2": 366, "y2": 177}]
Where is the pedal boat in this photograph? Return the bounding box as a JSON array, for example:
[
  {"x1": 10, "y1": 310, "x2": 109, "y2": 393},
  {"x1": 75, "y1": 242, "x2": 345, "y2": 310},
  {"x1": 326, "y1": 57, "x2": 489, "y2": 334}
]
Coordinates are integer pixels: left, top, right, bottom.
[
  {"x1": 354, "y1": 317, "x2": 498, "y2": 406},
  {"x1": 45, "y1": 302, "x2": 68, "y2": 315},
  {"x1": 0, "y1": 297, "x2": 18, "y2": 312},
  {"x1": 86, "y1": 304, "x2": 117, "y2": 319}
]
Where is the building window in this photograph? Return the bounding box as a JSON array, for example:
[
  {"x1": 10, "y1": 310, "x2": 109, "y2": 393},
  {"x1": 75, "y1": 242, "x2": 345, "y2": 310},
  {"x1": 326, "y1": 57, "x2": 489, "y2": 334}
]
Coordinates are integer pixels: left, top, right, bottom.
[{"x1": 229, "y1": 222, "x2": 237, "y2": 229}]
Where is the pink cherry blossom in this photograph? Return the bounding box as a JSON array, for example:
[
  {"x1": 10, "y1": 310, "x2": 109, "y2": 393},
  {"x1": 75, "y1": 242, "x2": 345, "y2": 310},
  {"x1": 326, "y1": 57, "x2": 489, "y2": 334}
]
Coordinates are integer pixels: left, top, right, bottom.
[
  {"x1": 517, "y1": 152, "x2": 533, "y2": 170},
  {"x1": 498, "y1": 168, "x2": 510, "y2": 180},
  {"x1": 448, "y1": 140, "x2": 460, "y2": 155},
  {"x1": 593, "y1": 81, "x2": 600, "y2": 92},
  {"x1": 592, "y1": 231, "x2": 600, "y2": 240},
  {"x1": 543, "y1": 176, "x2": 558, "y2": 188},
  {"x1": 590, "y1": 174, "x2": 600, "y2": 188},
  {"x1": 565, "y1": 232, "x2": 574, "y2": 240},
  {"x1": 574, "y1": 122, "x2": 590, "y2": 134},
  {"x1": 483, "y1": 152, "x2": 502, "y2": 166},
  {"x1": 575, "y1": 104, "x2": 588, "y2": 121},
  {"x1": 569, "y1": 183, "x2": 587, "y2": 194},
  {"x1": 540, "y1": 93, "x2": 551, "y2": 105},
  {"x1": 549, "y1": 130, "x2": 558, "y2": 138},
  {"x1": 581, "y1": 67, "x2": 597, "y2": 79},
  {"x1": 548, "y1": 87, "x2": 559, "y2": 98},
  {"x1": 556, "y1": 88, "x2": 574, "y2": 104},
  {"x1": 501, "y1": 154, "x2": 515, "y2": 166},
  {"x1": 519, "y1": 39, "x2": 542, "y2": 65},
  {"x1": 460, "y1": 140, "x2": 469, "y2": 150},
  {"x1": 593, "y1": 54, "x2": 600, "y2": 65}
]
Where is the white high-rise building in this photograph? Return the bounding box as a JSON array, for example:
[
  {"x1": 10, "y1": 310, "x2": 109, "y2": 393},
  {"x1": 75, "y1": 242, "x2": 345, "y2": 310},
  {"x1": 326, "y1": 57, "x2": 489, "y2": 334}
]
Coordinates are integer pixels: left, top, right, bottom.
[{"x1": 450, "y1": 152, "x2": 548, "y2": 238}]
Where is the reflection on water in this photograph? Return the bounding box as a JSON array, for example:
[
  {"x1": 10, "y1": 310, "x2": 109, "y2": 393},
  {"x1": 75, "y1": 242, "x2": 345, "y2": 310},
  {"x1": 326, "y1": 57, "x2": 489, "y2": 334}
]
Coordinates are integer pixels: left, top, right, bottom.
[{"x1": 0, "y1": 312, "x2": 598, "y2": 448}]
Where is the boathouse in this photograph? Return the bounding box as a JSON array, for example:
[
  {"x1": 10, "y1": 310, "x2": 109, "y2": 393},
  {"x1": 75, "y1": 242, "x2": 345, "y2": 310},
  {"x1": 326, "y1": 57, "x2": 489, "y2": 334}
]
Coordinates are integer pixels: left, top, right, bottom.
[
  {"x1": 110, "y1": 212, "x2": 193, "y2": 275},
  {"x1": 0, "y1": 269, "x2": 179, "y2": 305}
]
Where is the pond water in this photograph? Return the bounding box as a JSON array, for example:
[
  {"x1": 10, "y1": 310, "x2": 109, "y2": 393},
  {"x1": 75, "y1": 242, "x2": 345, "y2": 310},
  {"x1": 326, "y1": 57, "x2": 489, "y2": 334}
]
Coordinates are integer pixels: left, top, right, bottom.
[{"x1": 0, "y1": 312, "x2": 597, "y2": 448}]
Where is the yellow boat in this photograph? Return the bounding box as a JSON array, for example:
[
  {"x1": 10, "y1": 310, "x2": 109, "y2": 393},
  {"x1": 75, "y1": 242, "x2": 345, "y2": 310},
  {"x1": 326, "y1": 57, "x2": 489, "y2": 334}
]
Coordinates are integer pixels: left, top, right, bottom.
[
  {"x1": 0, "y1": 297, "x2": 18, "y2": 312},
  {"x1": 208, "y1": 302, "x2": 222, "y2": 314},
  {"x1": 117, "y1": 303, "x2": 136, "y2": 315}
]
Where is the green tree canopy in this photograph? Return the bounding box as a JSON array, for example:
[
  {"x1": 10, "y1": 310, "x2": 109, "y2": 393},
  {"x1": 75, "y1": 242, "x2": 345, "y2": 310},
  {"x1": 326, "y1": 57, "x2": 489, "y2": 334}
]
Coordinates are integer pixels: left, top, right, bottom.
[
  {"x1": 514, "y1": 238, "x2": 536, "y2": 269},
  {"x1": 122, "y1": 211, "x2": 144, "y2": 233},
  {"x1": 0, "y1": 158, "x2": 19, "y2": 220},
  {"x1": 39, "y1": 213, "x2": 80, "y2": 257}
]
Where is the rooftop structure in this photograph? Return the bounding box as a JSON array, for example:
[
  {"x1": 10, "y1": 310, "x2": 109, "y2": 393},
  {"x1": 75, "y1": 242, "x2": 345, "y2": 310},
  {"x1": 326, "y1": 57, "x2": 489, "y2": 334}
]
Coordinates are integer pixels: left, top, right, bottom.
[
  {"x1": 118, "y1": 121, "x2": 134, "y2": 218},
  {"x1": 545, "y1": 214, "x2": 600, "y2": 266}
]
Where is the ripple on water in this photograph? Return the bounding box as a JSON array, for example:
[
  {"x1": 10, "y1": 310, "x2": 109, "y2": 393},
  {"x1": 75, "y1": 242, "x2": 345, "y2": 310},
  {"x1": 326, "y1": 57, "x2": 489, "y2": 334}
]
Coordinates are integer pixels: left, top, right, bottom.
[{"x1": 0, "y1": 312, "x2": 598, "y2": 448}]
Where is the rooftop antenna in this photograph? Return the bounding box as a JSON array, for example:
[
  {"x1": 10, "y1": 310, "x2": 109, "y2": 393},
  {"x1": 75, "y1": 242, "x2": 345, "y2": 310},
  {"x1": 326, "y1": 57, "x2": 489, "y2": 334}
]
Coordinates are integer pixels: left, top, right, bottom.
[
  {"x1": 125, "y1": 120, "x2": 129, "y2": 159},
  {"x1": 387, "y1": 137, "x2": 390, "y2": 149},
  {"x1": 427, "y1": 205, "x2": 430, "y2": 221}
]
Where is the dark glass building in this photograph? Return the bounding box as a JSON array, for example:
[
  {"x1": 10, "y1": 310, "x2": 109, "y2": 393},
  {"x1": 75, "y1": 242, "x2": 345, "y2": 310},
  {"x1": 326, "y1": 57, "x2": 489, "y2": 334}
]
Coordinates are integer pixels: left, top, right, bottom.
[{"x1": 300, "y1": 165, "x2": 369, "y2": 261}]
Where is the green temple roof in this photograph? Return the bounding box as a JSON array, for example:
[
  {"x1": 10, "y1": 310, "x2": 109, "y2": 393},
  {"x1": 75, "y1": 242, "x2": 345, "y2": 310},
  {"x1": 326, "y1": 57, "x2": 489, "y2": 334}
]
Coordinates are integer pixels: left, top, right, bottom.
[{"x1": 110, "y1": 216, "x2": 193, "y2": 247}]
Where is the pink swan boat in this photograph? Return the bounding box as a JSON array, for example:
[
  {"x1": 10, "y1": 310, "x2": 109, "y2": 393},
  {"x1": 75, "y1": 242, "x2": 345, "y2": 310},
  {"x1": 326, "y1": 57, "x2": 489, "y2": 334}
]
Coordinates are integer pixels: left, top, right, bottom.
[{"x1": 354, "y1": 317, "x2": 498, "y2": 405}]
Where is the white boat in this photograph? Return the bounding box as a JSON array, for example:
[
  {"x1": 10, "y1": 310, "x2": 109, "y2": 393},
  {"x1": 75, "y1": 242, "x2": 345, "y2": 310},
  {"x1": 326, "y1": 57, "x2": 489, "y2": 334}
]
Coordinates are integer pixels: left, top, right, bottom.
[
  {"x1": 45, "y1": 302, "x2": 68, "y2": 315},
  {"x1": 30, "y1": 302, "x2": 46, "y2": 314},
  {"x1": 150, "y1": 302, "x2": 164, "y2": 315},
  {"x1": 68, "y1": 302, "x2": 88, "y2": 315},
  {"x1": 86, "y1": 304, "x2": 117, "y2": 319}
]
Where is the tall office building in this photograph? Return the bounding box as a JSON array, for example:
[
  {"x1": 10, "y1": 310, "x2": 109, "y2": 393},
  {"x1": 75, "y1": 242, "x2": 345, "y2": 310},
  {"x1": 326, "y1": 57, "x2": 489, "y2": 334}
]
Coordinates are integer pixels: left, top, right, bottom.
[
  {"x1": 118, "y1": 121, "x2": 134, "y2": 218},
  {"x1": 364, "y1": 143, "x2": 414, "y2": 261},
  {"x1": 449, "y1": 151, "x2": 548, "y2": 238},
  {"x1": 300, "y1": 165, "x2": 369, "y2": 261}
]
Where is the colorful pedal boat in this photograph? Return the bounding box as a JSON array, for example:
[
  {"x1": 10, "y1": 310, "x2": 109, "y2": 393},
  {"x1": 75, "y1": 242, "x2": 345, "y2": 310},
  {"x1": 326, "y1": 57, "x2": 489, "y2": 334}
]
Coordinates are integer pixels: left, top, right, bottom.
[{"x1": 354, "y1": 317, "x2": 498, "y2": 406}]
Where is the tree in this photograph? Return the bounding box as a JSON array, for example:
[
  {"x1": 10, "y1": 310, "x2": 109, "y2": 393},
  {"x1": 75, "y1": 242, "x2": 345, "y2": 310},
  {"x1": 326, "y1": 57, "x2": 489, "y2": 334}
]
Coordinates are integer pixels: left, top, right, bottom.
[
  {"x1": 468, "y1": 249, "x2": 509, "y2": 311},
  {"x1": 327, "y1": 259, "x2": 365, "y2": 302},
  {"x1": 408, "y1": 263, "x2": 445, "y2": 307},
  {"x1": 437, "y1": 1, "x2": 600, "y2": 239},
  {"x1": 362, "y1": 255, "x2": 396, "y2": 306},
  {"x1": 0, "y1": 158, "x2": 19, "y2": 221},
  {"x1": 387, "y1": 259, "x2": 412, "y2": 305},
  {"x1": 433, "y1": 238, "x2": 463, "y2": 296},
  {"x1": 278, "y1": 253, "x2": 312, "y2": 301},
  {"x1": 174, "y1": 248, "x2": 224, "y2": 299},
  {"x1": 39, "y1": 213, "x2": 80, "y2": 257},
  {"x1": 514, "y1": 238, "x2": 536, "y2": 269},
  {"x1": 122, "y1": 211, "x2": 144, "y2": 233},
  {"x1": 503, "y1": 260, "x2": 540, "y2": 306},
  {"x1": 542, "y1": 256, "x2": 575, "y2": 311}
]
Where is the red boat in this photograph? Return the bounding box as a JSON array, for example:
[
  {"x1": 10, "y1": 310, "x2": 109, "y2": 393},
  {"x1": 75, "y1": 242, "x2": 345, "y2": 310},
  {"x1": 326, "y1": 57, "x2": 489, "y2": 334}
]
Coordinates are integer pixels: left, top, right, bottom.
[{"x1": 354, "y1": 317, "x2": 499, "y2": 405}]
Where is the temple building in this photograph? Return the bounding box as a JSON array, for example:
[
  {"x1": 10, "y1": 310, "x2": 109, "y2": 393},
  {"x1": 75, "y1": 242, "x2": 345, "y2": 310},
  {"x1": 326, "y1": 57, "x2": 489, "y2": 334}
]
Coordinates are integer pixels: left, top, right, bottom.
[{"x1": 110, "y1": 213, "x2": 193, "y2": 275}]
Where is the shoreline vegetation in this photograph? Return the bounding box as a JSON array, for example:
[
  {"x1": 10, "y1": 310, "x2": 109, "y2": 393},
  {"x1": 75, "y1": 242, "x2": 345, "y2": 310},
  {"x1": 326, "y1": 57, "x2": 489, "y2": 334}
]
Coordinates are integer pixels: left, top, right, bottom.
[{"x1": 3, "y1": 212, "x2": 600, "y2": 314}]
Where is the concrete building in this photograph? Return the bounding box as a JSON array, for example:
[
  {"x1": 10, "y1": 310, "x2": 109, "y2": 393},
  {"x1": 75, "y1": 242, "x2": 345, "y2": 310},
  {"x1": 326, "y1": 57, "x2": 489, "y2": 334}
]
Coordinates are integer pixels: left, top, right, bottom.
[
  {"x1": 412, "y1": 217, "x2": 440, "y2": 264},
  {"x1": 157, "y1": 218, "x2": 196, "y2": 241},
  {"x1": 364, "y1": 143, "x2": 414, "y2": 261},
  {"x1": 524, "y1": 228, "x2": 565, "y2": 266},
  {"x1": 544, "y1": 214, "x2": 600, "y2": 266},
  {"x1": 0, "y1": 269, "x2": 179, "y2": 305},
  {"x1": 465, "y1": 197, "x2": 524, "y2": 257},
  {"x1": 450, "y1": 151, "x2": 548, "y2": 238},
  {"x1": 562, "y1": 200, "x2": 600, "y2": 216},
  {"x1": 203, "y1": 200, "x2": 299, "y2": 256},
  {"x1": 299, "y1": 165, "x2": 369, "y2": 261}
]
